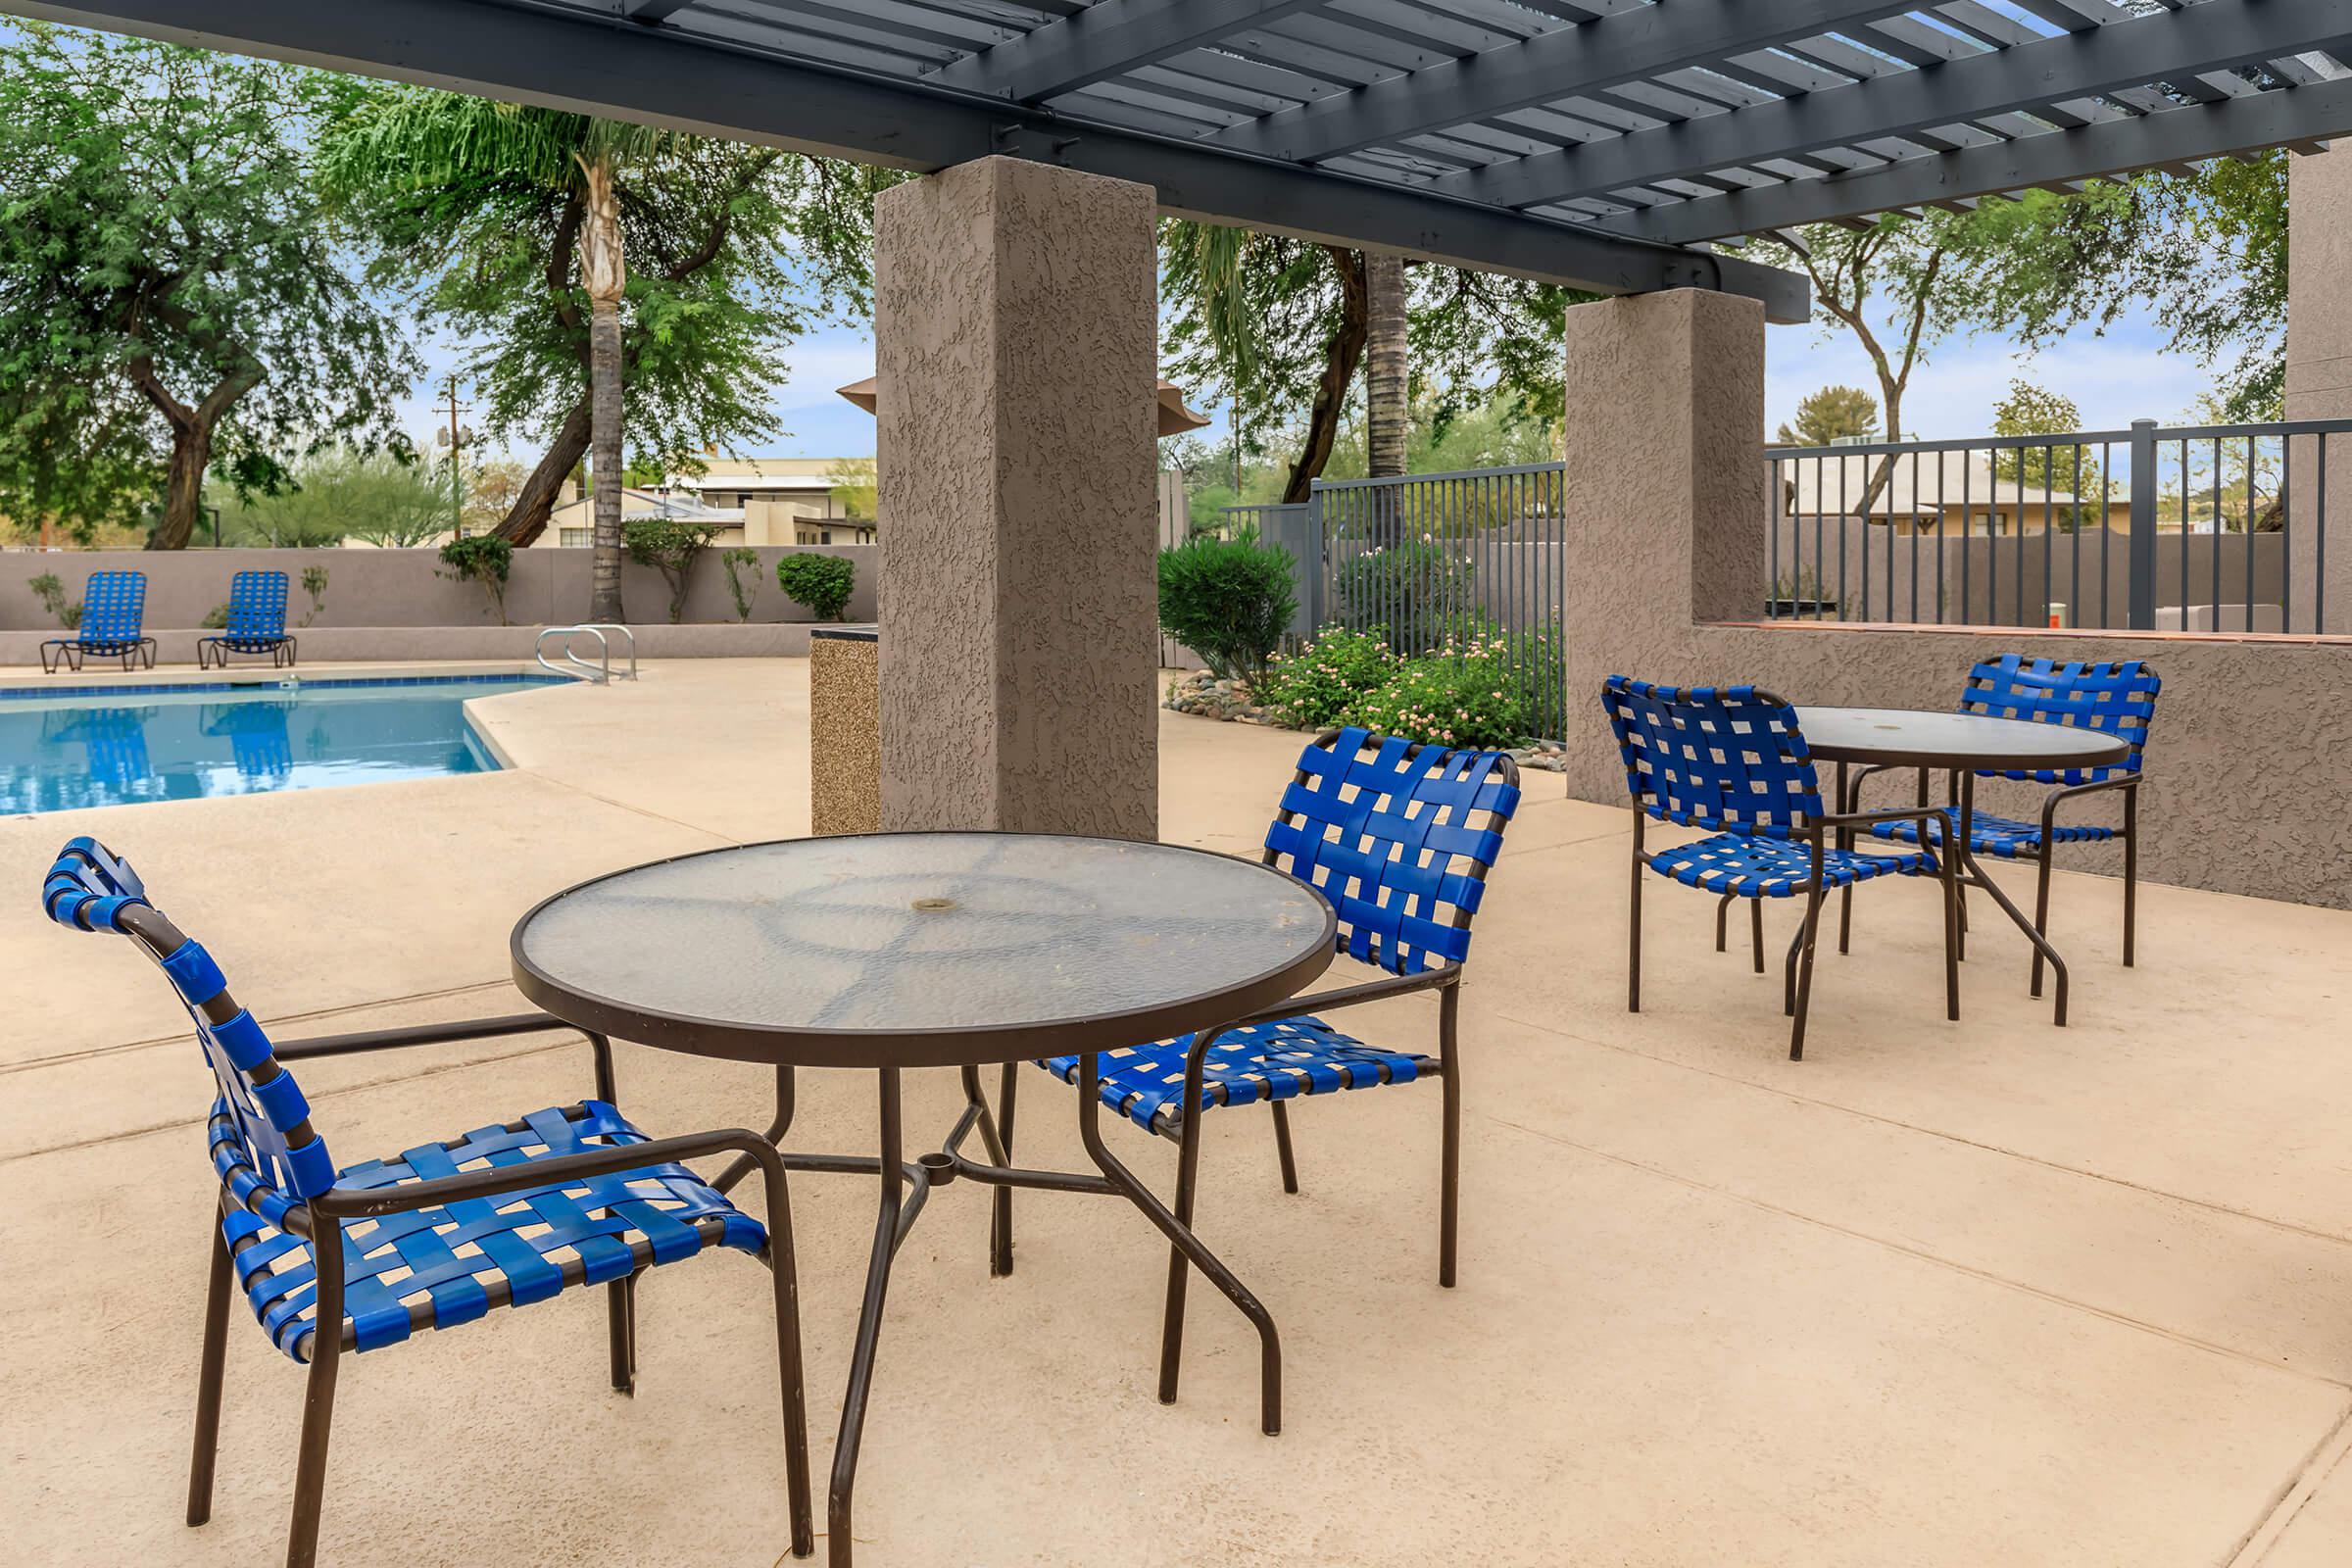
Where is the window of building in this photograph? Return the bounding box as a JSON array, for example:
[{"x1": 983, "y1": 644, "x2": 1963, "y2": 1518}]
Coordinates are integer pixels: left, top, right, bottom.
[
  {"x1": 560, "y1": 528, "x2": 589, "y2": 547},
  {"x1": 820, "y1": 529, "x2": 833, "y2": 545}
]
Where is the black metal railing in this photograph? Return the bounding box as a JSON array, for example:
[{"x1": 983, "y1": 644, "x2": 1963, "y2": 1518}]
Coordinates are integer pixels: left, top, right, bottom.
[
  {"x1": 1301, "y1": 465, "x2": 1568, "y2": 741},
  {"x1": 1768, "y1": 417, "x2": 2352, "y2": 634}
]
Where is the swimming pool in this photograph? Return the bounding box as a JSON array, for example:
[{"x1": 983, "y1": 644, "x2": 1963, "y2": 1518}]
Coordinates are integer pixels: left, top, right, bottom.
[{"x1": 0, "y1": 672, "x2": 574, "y2": 814}]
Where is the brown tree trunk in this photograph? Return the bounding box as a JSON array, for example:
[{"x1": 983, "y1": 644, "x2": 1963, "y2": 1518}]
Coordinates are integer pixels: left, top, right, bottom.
[
  {"x1": 578, "y1": 154, "x2": 628, "y2": 625},
  {"x1": 148, "y1": 423, "x2": 214, "y2": 550},
  {"x1": 1365, "y1": 251, "x2": 1408, "y2": 479},
  {"x1": 1282, "y1": 248, "x2": 1371, "y2": 506},
  {"x1": 494, "y1": 395, "x2": 594, "y2": 547}
]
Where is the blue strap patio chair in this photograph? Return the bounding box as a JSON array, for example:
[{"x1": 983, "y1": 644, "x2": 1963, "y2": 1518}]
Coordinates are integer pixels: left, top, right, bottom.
[
  {"x1": 40, "y1": 568, "x2": 157, "y2": 673},
  {"x1": 197, "y1": 569, "x2": 296, "y2": 669},
  {"x1": 1857, "y1": 654, "x2": 2160, "y2": 999},
  {"x1": 995, "y1": 726, "x2": 1521, "y2": 1408},
  {"x1": 39, "y1": 838, "x2": 815, "y2": 1566},
  {"x1": 1600, "y1": 676, "x2": 1959, "y2": 1060}
]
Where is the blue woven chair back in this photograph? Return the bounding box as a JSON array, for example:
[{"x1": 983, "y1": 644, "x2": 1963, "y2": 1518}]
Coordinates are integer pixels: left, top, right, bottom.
[
  {"x1": 1959, "y1": 655, "x2": 2160, "y2": 785},
  {"x1": 222, "y1": 569, "x2": 289, "y2": 643},
  {"x1": 78, "y1": 570, "x2": 148, "y2": 646},
  {"x1": 41, "y1": 839, "x2": 333, "y2": 1226},
  {"x1": 1263, "y1": 727, "x2": 1522, "y2": 975},
  {"x1": 1601, "y1": 676, "x2": 1823, "y2": 839}
]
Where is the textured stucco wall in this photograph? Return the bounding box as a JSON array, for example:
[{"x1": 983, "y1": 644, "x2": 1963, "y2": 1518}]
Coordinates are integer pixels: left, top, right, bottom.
[
  {"x1": 1561, "y1": 291, "x2": 2352, "y2": 911},
  {"x1": 0, "y1": 544, "x2": 876, "y2": 635},
  {"x1": 873, "y1": 156, "x2": 1160, "y2": 839},
  {"x1": 809, "y1": 633, "x2": 881, "y2": 835},
  {"x1": 2285, "y1": 143, "x2": 2352, "y2": 635}
]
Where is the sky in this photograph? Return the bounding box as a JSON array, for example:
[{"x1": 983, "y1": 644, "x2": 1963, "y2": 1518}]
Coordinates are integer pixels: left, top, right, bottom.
[{"x1": 402, "y1": 299, "x2": 2217, "y2": 470}]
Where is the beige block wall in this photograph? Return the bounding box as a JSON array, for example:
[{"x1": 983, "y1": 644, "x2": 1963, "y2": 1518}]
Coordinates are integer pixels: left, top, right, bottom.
[
  {"x1": 873, "y1": 156, "x2": 1160, "y2": 839},
  {"x1": 1563, "y1": 290, "x2": 2352, "y2": 912}
]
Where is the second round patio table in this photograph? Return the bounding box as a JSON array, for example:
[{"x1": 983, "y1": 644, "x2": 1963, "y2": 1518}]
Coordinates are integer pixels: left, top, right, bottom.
[
  {"x1": 512, "y1": 830, "x2": 1337, "y2": 1566},
  {"x1": 1795, "y1": 707, "x2": 2131, "y2": 1024}
]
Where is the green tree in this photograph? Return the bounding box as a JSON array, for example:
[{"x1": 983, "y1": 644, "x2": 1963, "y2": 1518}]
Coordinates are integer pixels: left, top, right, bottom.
[
  {"x1": 0, "y1": 24, "x2": 416, "y2": 548},
  {"x1": 212, "y1": 447, "x2": 449, "y2": 547},
  {"x1": 1775, "y1": 386, "x2": 1880, "y2": 448},
  {"x1": 829, "y1": 457, "x2": 878, "y2": 521},
  {"x1": 1161, "y1": 222, "x2": 1586, "y2": 504},
  {"x1": 1988, "y1": 379, "x2": 2104, "y2": 531},
  {"x1": 319, "y1": 89, "x2": 895, "y2": 616}
]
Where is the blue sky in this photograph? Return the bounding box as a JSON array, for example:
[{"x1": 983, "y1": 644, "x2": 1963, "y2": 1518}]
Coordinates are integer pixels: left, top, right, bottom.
[{"x1": 397, "y1": 273, "x2": 2218, "y2": 466}]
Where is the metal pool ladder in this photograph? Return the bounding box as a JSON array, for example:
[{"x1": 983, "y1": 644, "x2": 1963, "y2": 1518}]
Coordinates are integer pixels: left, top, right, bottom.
[{"x1": 535, "y1": 623, "x2": 638, "y2": 684}]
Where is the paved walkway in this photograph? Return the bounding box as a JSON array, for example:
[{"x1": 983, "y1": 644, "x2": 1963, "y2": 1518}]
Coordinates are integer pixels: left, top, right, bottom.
[{"x1": 4, "y1": 659, "x2": 2349, "y2": 1566}]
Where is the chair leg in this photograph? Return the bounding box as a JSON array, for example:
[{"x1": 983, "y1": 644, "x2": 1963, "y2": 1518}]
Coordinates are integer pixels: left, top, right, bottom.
[
  {"x1": 1627, "y1": 851, "x2": 1643, "y2": 1013},
  {"x1": 1714, "y1": 892, "x2": 1732, "y2": 953},
  {"x1": 606, "y1": 1275, "x2": 636, "y2": 1395},
  {"x1": 1157, "y1": 1101, "x2": 1208, "y2": 1406},
  {"x1": 1438, "y1": 983, "x2": 1462, "y2": 1289},
  {"x1": 1836, "y1": 761, "x2": 1853, "y2": 956},
  {"x1": 2122, "y1": 788, "x2": 2138, "y2": 968},
  {"x1": 2029, "y1": 841, "x2": 2055, "y2": 1001},
  {"x1": 1788, "y1": 881, "x2": 1827, "y2": 1062},
  {"x1": 1270, "y1": 1102, "x2": 1299, "y2": 1195},
  {"x1": 1938, "y1": 844, "x2": 1961, "y2": 1022},
  {"x1": 283, "y1": 1333, "x2": 343, "y2": 1568},
  {"x1": 1748, "y1": 898, "x2": 1764, "y2": 975},
  {"x1": 188, "y1": 1214, "x2": 234, "y2": 1527},
  {"x1": 1784, "y1": 903, "x2": 1806, "y2": 1015}
]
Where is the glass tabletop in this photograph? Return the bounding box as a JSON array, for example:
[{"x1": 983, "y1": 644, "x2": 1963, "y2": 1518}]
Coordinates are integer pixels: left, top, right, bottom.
[
  {"x1": 1795, "y1": 707, "x2": 2131, "y2": 770},
  {"x1": 512, "y1": 832, "x2": 1338, "y2": 1068}
]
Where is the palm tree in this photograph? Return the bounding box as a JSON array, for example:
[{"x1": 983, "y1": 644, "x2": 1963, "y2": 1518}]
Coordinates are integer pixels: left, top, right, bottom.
[
  {"x1": 320, "y1": 97, "x2": 671, "y2": 623},
  {"x1": 1364, "y1": 251, "x2": 1408, "y2": 480}
]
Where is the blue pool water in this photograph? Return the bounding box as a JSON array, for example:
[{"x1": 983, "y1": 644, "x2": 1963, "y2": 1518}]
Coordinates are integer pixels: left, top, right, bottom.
[{"x1": 0, "y1": 673, "x2": 573, "y2": 814}]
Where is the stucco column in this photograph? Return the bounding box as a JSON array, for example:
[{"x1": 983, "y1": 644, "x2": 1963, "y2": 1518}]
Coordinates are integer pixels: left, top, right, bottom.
[
  {"x1": 2285, "y1": 143, "x2": 2352, "y2": 635},
  {"x1": 872, "y1": 157, "x2": 1160, "y2": 837},
  {"x1": 1557, "y1": 288, "x2": 1768, "y2": 803}
]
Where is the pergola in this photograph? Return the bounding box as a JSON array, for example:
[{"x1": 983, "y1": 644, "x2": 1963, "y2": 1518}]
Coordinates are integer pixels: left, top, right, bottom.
[{"x1": 8, "y1": 0, "x2": 2349, "y2": 833}]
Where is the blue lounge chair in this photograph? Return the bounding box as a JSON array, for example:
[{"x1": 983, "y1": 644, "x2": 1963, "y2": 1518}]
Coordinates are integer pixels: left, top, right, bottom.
[
  {"x1": 197, "y1": 569, "x2": 295, "y2": 669},
  {"x1": 1601, "y1": 676, "x2": 1958, "y2": 1060},
  {"x1": 999, "y1": 726, "x2": 1522, "y2": 1410},
  {"x1": 1861, "y1": 654, "x2": 2160, "y2": 996},
  {"x1": 40, "y1": 568, "x2": 156, "y2": 673},
  {"x1": 39, "y1": 838, "x2": 814, "y2": 1565}
]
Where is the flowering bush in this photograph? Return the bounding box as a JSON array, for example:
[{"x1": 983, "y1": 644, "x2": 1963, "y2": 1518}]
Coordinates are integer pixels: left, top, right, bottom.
[
  {"x1": 1339, "y1": 630, "x2": 1531, "y2": 750},
  {"x1": 1251, "y1": 625, "x2": 1397, "y2": 728}
]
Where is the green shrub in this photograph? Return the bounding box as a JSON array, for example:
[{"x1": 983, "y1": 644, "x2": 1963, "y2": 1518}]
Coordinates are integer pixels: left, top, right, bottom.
[
  {"x1": 437, "y1": 534, "x2": 514, "y2": 624},
  {"x1": 27, "y1": 572, "x2": 80, "y2": 630},
  {"x1": 775, "y1": 553, "x2": 857, "y2": 621},
  {"x1": 1253, "y1": 625, "x2": 1398, "y2": 728},
  {"x1": 299, "y1": 565, "x2": 329, "y2": 627},
  {"x1": 200, "y1": 602, "x2": 229, "y2": 630},
  {"x1": 623, "y1": 516, "x2": 724, "y2": 623},
  {"x1": 719, "y1": 547, "x2": 760, "y2": 622},
  {"x1": 1156, "y1": 527, "x2": 1297, "y2": 682},
  {"x1": 1341, "y1": 630, "x2": 1532, "y2": 750},
  {"x1": 1333, "y1": 539, "x2": 1475, "y2": 654}
]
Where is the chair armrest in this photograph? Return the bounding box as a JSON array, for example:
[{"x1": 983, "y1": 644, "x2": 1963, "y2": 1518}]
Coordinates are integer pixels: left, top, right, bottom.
[
  {"x1": 310, "y1": 1125, "x2": 780, "y2": 1221},
  {"x1": 272, "y1": 1011, "x2": 577, "y2": 1061},
  {"x1": 1228, "y1": 965, "x2": 1455, "y2": 1029}
]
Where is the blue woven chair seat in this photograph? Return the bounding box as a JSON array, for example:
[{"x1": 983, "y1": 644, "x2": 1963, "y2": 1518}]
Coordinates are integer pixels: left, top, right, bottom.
[
  {"x1": 1867, "y1": 807, "x2": 2114, "y2": 859},
  {"x1": 1040, "y1": 1015, "x2": 1430, "y2": 1135},
  {"x1": 217, "y1": 1098, "x2": 765, "y2": 1362},
  {"x1": 1646, "y1": 832, "x2": 1934, "y2": 897}
]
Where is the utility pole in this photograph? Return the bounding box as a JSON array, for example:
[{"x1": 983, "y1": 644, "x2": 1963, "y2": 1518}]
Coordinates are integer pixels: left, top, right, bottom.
[{"x1": 435, "y1": 376, "x2": 475, "y2": 538}]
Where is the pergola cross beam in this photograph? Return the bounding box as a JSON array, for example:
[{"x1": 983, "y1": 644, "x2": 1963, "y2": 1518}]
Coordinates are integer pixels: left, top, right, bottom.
[{"x1": 930, "y1": 0, "x2": 1334, "y2": 105}]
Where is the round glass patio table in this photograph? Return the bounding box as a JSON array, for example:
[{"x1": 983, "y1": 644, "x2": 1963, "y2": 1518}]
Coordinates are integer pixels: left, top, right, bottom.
[
  {"x1": 513, "y1": 831, "x2": 1334, "y2": 1066},
  {"x1": 1793, "y1": 707, "x2": 2131, "y2": 1025},
  {"x1": 511, "y1": 831, "x2": 1336, "y2": 1568}
]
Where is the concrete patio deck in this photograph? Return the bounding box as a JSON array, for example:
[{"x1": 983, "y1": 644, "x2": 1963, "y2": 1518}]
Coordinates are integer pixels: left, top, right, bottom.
[{"x1": 3, "y1": 658, "x2": 2348, "y2": 1567}]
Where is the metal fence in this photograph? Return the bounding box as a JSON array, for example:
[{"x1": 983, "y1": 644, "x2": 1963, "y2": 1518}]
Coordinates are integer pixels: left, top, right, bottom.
[
  {"x1": 1768, "y1": 417, "x2": 2352, "y2": 634},
  {"x1": 1223, "y1": 465, "x2": 1569, "y2": 741}
]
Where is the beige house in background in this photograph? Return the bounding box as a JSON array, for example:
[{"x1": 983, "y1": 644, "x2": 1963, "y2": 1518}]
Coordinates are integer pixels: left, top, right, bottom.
[
  {"x1": 535, "y1": 459, "x2": 879, "y2": 548},
  {"x1": 1774, "y1": 448, "x2": 2132, "y2": 536}
]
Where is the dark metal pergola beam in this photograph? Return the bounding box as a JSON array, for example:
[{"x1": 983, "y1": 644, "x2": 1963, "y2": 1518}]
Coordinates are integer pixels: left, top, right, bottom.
[
  {"x1": 1436, "y1": 0, "x2": 2352, "y2": 211},
  {"x1": 0, "y1": 0, "x2": 1811, "y2": 319},
  {"x1": 1215, "y1": 0, "x2": 1939, "y2": 165},
  {"x1": 931, "y1": 0, "x2": 1333, "y2": 104},
  {"x1": 1599, "y1": 73, "x2": 2352, "y2": 244}
]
